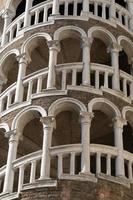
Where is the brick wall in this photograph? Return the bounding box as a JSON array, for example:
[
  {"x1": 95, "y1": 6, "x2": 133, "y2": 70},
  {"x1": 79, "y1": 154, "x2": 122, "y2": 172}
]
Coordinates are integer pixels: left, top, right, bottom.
[{"x1": 19, "y1": 179, "x2": 133, "y2": 200}]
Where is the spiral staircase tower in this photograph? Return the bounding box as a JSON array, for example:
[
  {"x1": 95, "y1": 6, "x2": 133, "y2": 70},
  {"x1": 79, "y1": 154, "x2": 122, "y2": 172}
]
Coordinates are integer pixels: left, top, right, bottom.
[{"x1": 0, "y1": 0, "x2": 133, "y2": 199}]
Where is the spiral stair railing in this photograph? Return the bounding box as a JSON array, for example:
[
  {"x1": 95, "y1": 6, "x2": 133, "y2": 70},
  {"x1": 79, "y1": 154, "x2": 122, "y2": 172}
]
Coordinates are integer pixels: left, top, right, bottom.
[{"x1": 0, "y1": 0, "x2": 133, "y2": 49}]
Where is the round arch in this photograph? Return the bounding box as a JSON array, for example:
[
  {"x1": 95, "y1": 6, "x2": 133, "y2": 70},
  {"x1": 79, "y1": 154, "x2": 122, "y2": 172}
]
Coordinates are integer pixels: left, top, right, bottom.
[
  {"x1": 88, "y1": 98, "x2": 121, "y2": 117},
  {"x1": 122, "y1": 106, "x2": 133, "y2": 121},
  {"x1": 12, "y1": 106, "x2": 47, "y2": 133},
  {"x1": 88, "y1": 26, "x2": 117, "y2": 46},
  {"x1": 5, "y1": 0, "x2": 25, "y2": 18},
  {"x1": 48, "y1": 97, "x2": 87, "y2": 116},
  {"x1": 21, "y1": 32, "x2": 52, "y2": 55},
  {"x1": 54, "y1": 26, "x2": 87, "y2": 41},
  {"x1": 0, "y1": 49, "x2": 20, "y2": 82},
  {"x1": 0, "y1": 49, "x2": 20, "y2": 65},
  {"x1": 118, "y1": 36, "x2": 133, "y2": 62}
]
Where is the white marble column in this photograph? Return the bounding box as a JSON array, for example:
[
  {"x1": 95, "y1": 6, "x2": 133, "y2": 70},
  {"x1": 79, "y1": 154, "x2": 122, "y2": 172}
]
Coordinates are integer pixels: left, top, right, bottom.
[
  {"x1": 40, "y1": 116, "x2": 55, "y2": 179},
  {"x1": 1, "y1": 9, "x2": 13, "y2": 46},
  {"x1": 0, "y1": 80, "x2": 4, "y2": 93},
  {"x1": 127, "y1": 0, "x2": 133, "y2": 31},
  {"x1": 113, "y1": 117, "x2": 126, "y2": 177},
  {"x1": 47, "y1": 40, "x2": 60, "y2": 89},
  {"x1": 24, "y1": 0, "x2": 33, "y2": 28},
  {"x1": 109, "y1": 43, "x2": 122, "y2": 91},
  {"x1": 15, "y1": 53, "x2": 29, "y2": 103},
  {"x1": 3, "y1": 130, "x2": 20, "y2": 194},
  {"x1": 81, "y1": 0, "x2": 90, "y2": 17},
  {"x1": 130, "y1": 57, "x2": 133, "y2": 99},
  {"x1": 82, "y1": 37, "x2": 93, "y2": 86},
  {"x1": 110, "y1": 0, "x2": 116, "y2": 23},
  {"x1": 80, "y1": 112, "x2": 94, "y2": 174},
  {"x1": 52, "y1": 0, "x2": 60, "y2": 16}
]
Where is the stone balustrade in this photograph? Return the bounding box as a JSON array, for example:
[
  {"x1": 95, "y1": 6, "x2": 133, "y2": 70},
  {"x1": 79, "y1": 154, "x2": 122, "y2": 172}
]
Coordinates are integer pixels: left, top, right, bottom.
[
  {"x1": 0, "y1": 143, "x2": 132, "y2": 198},
  {"x1": 0, "y1": 0, "x2": 133, "y2": 48},
  {"x1": 12, "y1": 150, "x2": 42, "y2": 193},
  {"x1": 1, "y1": 62, "x2": 133, "y2": 116}
]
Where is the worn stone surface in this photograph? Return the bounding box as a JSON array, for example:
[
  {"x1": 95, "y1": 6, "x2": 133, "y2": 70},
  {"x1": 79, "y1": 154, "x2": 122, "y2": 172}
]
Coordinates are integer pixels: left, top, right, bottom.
[{"x1": 18, "y1": 179, "x2": 133, "y2": 200}]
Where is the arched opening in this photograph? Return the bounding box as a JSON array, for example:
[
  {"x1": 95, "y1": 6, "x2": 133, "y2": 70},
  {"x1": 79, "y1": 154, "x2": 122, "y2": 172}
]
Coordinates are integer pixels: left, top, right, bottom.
[
  {"x1": 1, "y1": 53, "x2": 19, "y2": 92},
  {"x1": 90, "y1": 105, "x2": 114, "y2": 146},
  {"x1": 122, "y1": 110, "x2": 133, "y2": 178},
  {"x1": 57, "y1": 37, "x2": 82, "y2": 64},
  {"x1": 25, "y1": 36, "x2": 49, "y2": 75},
  {"x1": 119, "y1": 50, "x2": 131, "y2": 74},
  {"x1": 89, "y1": 100, "x2": 117, "y2": 176},
  {"x1": 50, "y1": 104, "x2": 82, "y2": 178},
  {"x1": 91, "y1": 38, "x2": 111, "y2": 65},
  {"x1": 119, "y1": 39, "x2": 133, "y2": 75},
  {"x1": 115, "y1": 0, "x2": 127, "y2": 8},
  {"x1": 56, "y1": 30, "x2": 82, "y2": 89},
  {"x1": 90, "y1": 30, "x2": 112, "y2": 89},
  {"x1": 123, "y1": 111, "x2": 133, "y2": 154},
  {"x1": 11, "y1": 0, "x2": 26, "y2": 21},
  {"x1": 13, "y1": 110, "x2": 44, "y2": 192},
  {"x1": 52, "y1": 110, "x2": 81, "y2": 146},
  {"x1": 0, "y1": 128, "x2": 9, "y2": 192}
]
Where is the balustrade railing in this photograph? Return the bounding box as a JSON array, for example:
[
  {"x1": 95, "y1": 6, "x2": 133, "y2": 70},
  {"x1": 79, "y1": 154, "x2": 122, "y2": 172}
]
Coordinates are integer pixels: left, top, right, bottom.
[
  {"x1": 12, "y1": 150, "x2": 42, "y2": 193},
  {"x1": 1, "y1": 63, "x2": 133, "y2": 114},
  {"x1": 89, "y1": 0, "x2": 111, "y2": 20},
  {"x1": 0, "y1": 165, "x2": 6, "y2": 193},
  {"x1": 115, "y1": 3, "x2": 131, "y2": 29},
  {"x1": 90, "y1": 63, "x2": 114, "y2": 90},
  {"x1": 23, "y1": 68, "x2": 48, "y2": 101},
  {"x1": 56, "y1": 63, "x2": 83, "y2": 90},
  {"x1": 120, "y1": 70, "x2": 133, "y2": 99},
  {"x1": 0, "y1": 144, "x2": 133, "y2": 198},
  {"x1": 5, "y1": 13, "x2": 25, "y2": 45},
  {"x1": 123, "y1": 151, "x2": 133, "y2": 180},
  {"x1": 1, "y1": 0, "x2": 132, "y2": 48},
  {"x1": 50, "y1": 144, "x2": 82, "y2": 177},
  {"x1": 29, "y1": 0, "x2": 53, "y2": 26},
  {"x1": 0, "y1": 83, "x2": 16, "y2": 113},
  {"x1": 90, "y1": 144, "x2": 118, "y2": 176}
]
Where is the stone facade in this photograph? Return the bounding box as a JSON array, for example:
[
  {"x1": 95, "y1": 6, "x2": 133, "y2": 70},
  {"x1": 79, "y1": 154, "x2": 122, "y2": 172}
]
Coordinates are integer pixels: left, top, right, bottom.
[{"x1": 19, "y1": 179, "x2": 133, "y2": 200}]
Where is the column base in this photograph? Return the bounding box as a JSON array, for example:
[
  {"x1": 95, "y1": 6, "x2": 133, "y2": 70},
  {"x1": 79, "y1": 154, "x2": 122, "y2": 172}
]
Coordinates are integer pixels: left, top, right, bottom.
[
  {"x1": 22, "y1": 179, "x2": 57, "y2": 191},
  {"x1": 43, "y1": 87, "x2": 57, "y2": 92},
  {"x1": 79, "y1": 172, "x2": 97, "y2": 183},
  {"x1": 48, "y1": 14, "x2": 60, "y2": 20},
  {"x1": 81, "y1": 11, "x2": 89, "y2": 20}
]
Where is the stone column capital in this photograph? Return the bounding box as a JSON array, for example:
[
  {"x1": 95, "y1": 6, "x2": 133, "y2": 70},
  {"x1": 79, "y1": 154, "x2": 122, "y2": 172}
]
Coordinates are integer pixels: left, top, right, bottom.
[
  {"x1": 80, "y1": 111, "x2": 94, "y2": 124},
  {"x1": 113, "y1": 116, "x2": 127, "y2": 129},
  {"x1": 82, "y1": 37, "x2": 93, "y2": 48},
  {"x1": 47, "y1": 40, "x2": 61, "y2": 52},
  {"x1": 16, "y1": 53, "x2": 31, "y2": 65},
  {"x1": 2, "y1": 9, "x2": 14, "y2": 19},
  {"x1": 40, "y1": 116, "x2": 55, "y2": 128},
  {"x1": 5, "y1": 129, "x2": 20, "y2": 142},
  {"x1": 107, "y1": 43, "x2": 122, "y2": 53}
]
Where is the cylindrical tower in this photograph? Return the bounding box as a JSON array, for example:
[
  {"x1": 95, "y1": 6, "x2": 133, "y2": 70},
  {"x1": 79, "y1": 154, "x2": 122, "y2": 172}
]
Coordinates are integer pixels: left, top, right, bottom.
[{"x1": 0, "y1": 0, "x2": 133, "y2": 199}]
